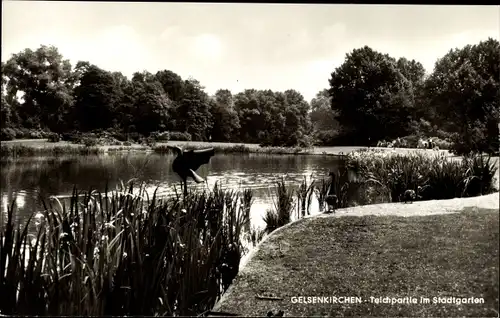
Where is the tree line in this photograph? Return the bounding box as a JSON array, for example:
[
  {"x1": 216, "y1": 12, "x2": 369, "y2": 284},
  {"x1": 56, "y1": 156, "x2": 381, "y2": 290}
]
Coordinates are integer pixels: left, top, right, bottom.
[{"x1": 1, "y1": 38, "x2": 498, "y2": 154}]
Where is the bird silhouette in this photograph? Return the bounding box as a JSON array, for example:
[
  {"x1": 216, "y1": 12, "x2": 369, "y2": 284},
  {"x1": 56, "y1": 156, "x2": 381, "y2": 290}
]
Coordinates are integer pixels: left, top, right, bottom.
[
  {"x1": 325, "y1": 172, "x2": 338, "y2": 213},
  {"x1": 401, "y1": 186, "x2": 423, "y2": 203},
  {"x1": 167, "y1": 145, "x2": 215, "y2": 197}
]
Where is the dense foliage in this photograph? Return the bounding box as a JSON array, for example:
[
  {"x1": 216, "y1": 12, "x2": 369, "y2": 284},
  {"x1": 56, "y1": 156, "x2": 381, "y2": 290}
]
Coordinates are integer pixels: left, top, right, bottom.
[{"x1": 1, "y1": 39, "x2": 499, "y2": 153}]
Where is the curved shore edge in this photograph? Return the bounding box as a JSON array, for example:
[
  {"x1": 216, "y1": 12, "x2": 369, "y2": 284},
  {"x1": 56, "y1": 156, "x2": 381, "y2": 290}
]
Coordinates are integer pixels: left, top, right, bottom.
[{"x1": 213, "y1": 191, "x2": 500, "y2": 313}]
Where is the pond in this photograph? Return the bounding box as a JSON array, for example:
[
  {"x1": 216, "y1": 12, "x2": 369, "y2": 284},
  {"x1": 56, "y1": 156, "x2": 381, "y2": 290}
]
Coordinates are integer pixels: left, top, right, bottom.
[{"x1": 1, "y1": 152, "x2": 343, "y2": 231}]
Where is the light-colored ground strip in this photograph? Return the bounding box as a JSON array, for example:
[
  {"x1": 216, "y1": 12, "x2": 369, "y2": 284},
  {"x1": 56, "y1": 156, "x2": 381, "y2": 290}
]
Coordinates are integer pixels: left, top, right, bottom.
[{"x1": 214, "y1": 191, "x2": 499, "y2": 312}]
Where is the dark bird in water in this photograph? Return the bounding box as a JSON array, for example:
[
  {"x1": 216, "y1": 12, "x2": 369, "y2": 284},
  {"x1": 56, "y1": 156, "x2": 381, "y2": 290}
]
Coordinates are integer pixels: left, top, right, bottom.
[
  {"x1": 325, "y1": 172, "x2": 338, "y2": 213},
  {"x1": 167, "y1": 145, "x2": 215, "y2": 197}
]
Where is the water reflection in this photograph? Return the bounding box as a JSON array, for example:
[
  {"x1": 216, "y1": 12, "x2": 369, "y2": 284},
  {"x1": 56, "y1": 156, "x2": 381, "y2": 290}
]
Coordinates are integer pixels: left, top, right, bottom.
[{"x1": 1, "y1": 153, "x2": 341, "y2": 229}]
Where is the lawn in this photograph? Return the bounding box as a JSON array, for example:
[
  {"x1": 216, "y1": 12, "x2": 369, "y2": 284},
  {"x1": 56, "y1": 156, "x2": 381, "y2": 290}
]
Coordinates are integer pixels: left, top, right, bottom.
[
  {"x1": 1, "y1": 138, "x2": 457, "y2": 156},
  {"x1": 214, "y1": 207, "x2": 499, "y2": 316}
]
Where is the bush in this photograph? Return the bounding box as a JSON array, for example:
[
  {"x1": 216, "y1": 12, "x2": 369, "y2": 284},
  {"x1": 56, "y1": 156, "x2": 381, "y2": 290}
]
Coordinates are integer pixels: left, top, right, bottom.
[
  {"x1": 111, "y1": 131, "x2": 128, "y2": 142},
  {"x1": 127, "y1": 132, "x2": 141, "y2": 142},
  {"x1": 61, "y1": 131, "x2": 81, "y2": 142},
  {"x1": 400, "y1": 135, "x2": 420, "y2": 148},
  {"x1": 28, "y1": 130, "x2": 43, "y2": 139},
  {"x1": 313, "y1": 130, "x2": 340, "y2": 146},
  {"x1": 81, "y1": 137, "x2": 99, "y2": 147},
  {"x1": 47, "y1": 133, "x2": 61, "y2": 143},
  {"x1": 140, "y1": 136, "x2": 156, "y2": 147},
  {"x1": 432, "y1": 137, "x2": 452, "y2": 150},
  {"x1": 13, "y1": 128, "x2": 29, "y2": 139},
  {"x1": 168, "y1": 131, "x2": 192, "y2": 141},
  {"x1": 150, "y1": 131, "x2": 170, "y2": 141},
  {"x1": 1, "y1": 128, "x2": 17, "y2": 141}
]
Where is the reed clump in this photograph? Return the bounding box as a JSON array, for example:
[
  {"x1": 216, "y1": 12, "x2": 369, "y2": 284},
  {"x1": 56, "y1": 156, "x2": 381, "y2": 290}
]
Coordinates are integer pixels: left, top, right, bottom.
[
  {"x1": 0, "y1": 181, "x2": 252, "y2": 316},
  {"x1": 346, "y1": 150, "x2": 498, "y2": 202},
  {"x1": 296, "y1": 175, "x2": 315, "y2": 218},
  {"x1": 263, "y1": 178, "x2": 295, "y2": 234},
  {"x1": 0, "y1": 144, "x2": 103, "y2": 158},
  {"x1": 153, "y1": 143, "x2": 313, "y2": 155}
]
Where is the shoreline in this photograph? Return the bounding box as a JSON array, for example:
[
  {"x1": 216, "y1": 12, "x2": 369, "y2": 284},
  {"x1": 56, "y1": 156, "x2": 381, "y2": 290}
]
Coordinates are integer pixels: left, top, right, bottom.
[
  {"x1": 1, "y1": 138, "x2": 457, "y2": 157},
  {"x1": 212, "y1": 192, "x2": 500, "y2": 315}
]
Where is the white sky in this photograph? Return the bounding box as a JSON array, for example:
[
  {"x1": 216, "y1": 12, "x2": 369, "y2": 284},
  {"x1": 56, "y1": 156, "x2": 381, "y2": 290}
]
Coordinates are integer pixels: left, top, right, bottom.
[{"x1": 2, "y1": 2, "x2": 499, "y2": 101}]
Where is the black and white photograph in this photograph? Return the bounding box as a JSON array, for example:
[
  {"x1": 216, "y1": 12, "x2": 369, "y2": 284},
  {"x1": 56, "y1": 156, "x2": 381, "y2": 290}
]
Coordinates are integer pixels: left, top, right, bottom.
[{"x1": 1, "y1": 2, "x2": 499, "y2": 316}]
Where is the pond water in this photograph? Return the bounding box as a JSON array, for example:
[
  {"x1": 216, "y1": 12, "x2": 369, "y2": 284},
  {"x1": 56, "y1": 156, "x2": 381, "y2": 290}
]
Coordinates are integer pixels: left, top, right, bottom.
[{"x1": 1, "y1": 152, "x2": 343, "y2": 231}]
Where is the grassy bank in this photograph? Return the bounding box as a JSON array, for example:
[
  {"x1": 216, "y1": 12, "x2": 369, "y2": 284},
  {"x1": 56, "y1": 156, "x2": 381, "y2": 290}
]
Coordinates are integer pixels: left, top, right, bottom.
[
  {"x1": 153, "y1": 142, "x2": 314, "y2": 155},
  {"x1": 0, "y1": 139, "x2": 320, "y2": 158},
  {"x1": 0, "y1": 139, "x2": 154, "y2": 158},
  {"x1": 0, "y1": 182, "x2": 253, "y2": 316},
  {"x1": 215, "y1": 207, "x2": 499, "y2": 316},
  {"x1": 260, "y1": 151, "x2": 498, "y2": 234},
  {"x1": 345, "y1": 149, "x2": 499, "y2": 203},
  {"x1": 0, "y1": 138, "x2": 460, "y2": 158}
]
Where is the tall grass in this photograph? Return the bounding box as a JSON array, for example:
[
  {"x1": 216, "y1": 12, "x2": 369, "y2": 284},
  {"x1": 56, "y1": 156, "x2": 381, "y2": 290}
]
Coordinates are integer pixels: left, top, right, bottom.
[
  {"x1": 296, "y1": 175, "x2": 315, "y2": 217},
  {"x1": 1, "y1": 144, "x2": 104, "y2": 158},
  {"x1": 346, "y1": 150, "x2": 498, "y2": 202},
  {"x1": 0, "y1": 181, "x2": 252, "y2": 316},
  {"x1": 314, "y1": 177, "x2": 330, "y2": 212},
  {"x1": 153, "y1": 144, "x2": 313, "y2": 155},
  {"x1": 263, "y1": 178, "x2": 295, "y2": 233}
]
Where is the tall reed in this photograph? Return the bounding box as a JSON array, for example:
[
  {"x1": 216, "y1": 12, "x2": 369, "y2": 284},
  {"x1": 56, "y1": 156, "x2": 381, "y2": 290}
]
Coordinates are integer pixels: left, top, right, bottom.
[
  {"x1": 296, "y1": 175, "x2": 315, "y2": 218},
  {"x1": 1, "y1": 144, "x2": 104, "y2": 158},
  {"x1": 0, "y1": 181, "x2": 252, "y2": 316},
  {"x1": 346, "y1": 150, "x2": 498, "y2": 202},
  {"x1": 263, "y1": 178, "x2": 295, "y2": 234}
]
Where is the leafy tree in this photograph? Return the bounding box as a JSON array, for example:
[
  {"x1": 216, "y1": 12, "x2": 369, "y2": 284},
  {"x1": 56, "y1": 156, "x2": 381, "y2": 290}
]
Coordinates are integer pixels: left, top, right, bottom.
[
  {"x1": 310, "y1": 89, "x2": 339, "y2": 145},
  {"x1": 396, "y1": 58, "x2": 426, "y2": 88},
  {"x1": 155, "y1": 70, "x2": 185, "y2": 102},
  {"x1": 2, "y1": 45, "x2": 75, "y2": 131},
  {"x1": 426, "y1": 38, "x2": 500, "y2": 154},
  {"x1": 328, "y1": 46, "x2": 415, "y2": 144},
  {"x1": 234, "y1": 90, "x2": 272, "y2": 144},
  {"x1": 210, "y1": 89, "x2": 240, "y2": 142},
  {"x1": 131, "y1": 75, "x2": 172, "y2": 134},
  {"x1": 0, "y1": 94, "x2": 12, "y2": 128},
  {"x1": 175, "y1": 78, "x2": 213, "y2": 141},
  {"x1": 73, "y1": 63, "x2": 121, "y2": 131}
]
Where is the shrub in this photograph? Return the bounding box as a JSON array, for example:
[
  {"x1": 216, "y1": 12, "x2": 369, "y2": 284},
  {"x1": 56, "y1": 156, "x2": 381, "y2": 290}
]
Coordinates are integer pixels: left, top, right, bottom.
[
  {"x1": 400, "y1": 135, "x2": 420, "y2": 148},
  {"x1": 150, "y1": 131, "x2": 170, "y2": 141},
  {"x1": 168, "y1": 131, "x2": 192, "y2": 141},
  {"x1": 127, "y1": 132, "x2": 141, "y2": 142},
  {"x1": 28, "y1": 130, "x2": 43, "y2": 139},
  {"x1": 1, "y1": 128, "x2": 17, "y2": 140},
  {"x1": 47, "y1": 133, "x2": 61, "y2": 143},
  {"x1": 61, "y1": 131, "x2": 81, "y2": 142},
  {"x1": 82, "y1": 137, "x2": 99, "y2": 147},
  {"x1": 313, "y1": 130, "x2": 340, "y2": 146},
  {"x1": 140, "y1": 136, "x2": 156, "y2": 147},
  {"x1": 432, "y1": 137, "x2": 452, "y2": 150},
  {"x1": 13, "y1": 128, "x2": 29, "y2": 139},
  {"x1": 111, "y1": 131, "x2": 128, "y2": 142}
]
